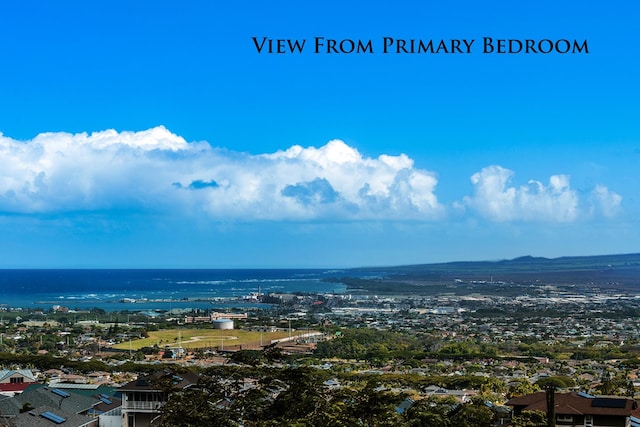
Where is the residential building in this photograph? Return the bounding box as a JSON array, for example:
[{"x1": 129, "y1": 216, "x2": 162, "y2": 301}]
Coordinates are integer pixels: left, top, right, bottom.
[
  {"x1": 0, "y1": 386, "x2": 101, "y2": 426},
  {"x1": 7, "y1": 405, "x2": 97, "y2": 427},
  {"x1": 507, "y1": 391, "x2": 640, "y2": 427},
  {"x1": 0, "y1": 370, "x2": 37, "y2": 395},
  {"x1": 120, "y1": 371, "x2": 198, "y2": 427}
]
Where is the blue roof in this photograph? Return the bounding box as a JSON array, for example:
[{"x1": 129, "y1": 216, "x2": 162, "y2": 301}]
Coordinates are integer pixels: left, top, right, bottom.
[
  {"x1": 50, "y1": 388, "x2": 70, "y2": 398},
  {"x1": 40, "y1": 411, "x2": 66, "y2": 424},
  {"x1": 396, "y1": 398, "x2": 414, "y2": 414}
]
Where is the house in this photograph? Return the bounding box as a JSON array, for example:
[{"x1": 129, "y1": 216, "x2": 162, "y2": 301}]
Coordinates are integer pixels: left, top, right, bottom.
[
  {"x1": 396, "y1": 397, "x2": 415, "y2": 414},
  {"x1": 507, "y1": 391, "x2": 640, "y2": 427},
  {"x1": 87, "y1": 393, "x2": 122, "y2": 427},
  {"x1": 6, "y1": 405, "x2": 97, "y2": 427},
  {"x1": 43, "y1": 369, "x2": 64, "y2": 379},
  {"x1": 86, "y1": 371, "x2": 111, "y2": 385},
  {"x1": 0, "y1": 369, "x2": 38, "y2": 395},
  {"x1": 0, "y1": 386, "x2": 102, "y2": 426},
  {"x1": 422, "y1": 384, "x2": 477, "y2": 403},
  {"x1": 120, "y1": 371, "x2": 199, "y2": 427}
]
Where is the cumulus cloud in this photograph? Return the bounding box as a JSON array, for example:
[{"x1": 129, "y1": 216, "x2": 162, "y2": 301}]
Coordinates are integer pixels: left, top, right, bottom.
[
  {"x1": 0, "y1": 128, "x2": 623, "y2": 223},
  {"x1": 0, "y1": 127, "x2": 443, "y2": 221},
  {"x1": 463, "y1": 165, "x2": 621, "y2": 222},
  {"x1": 0, "y1": 127, "x2": 191, "y2": 213},
  {"x1": 589, "y1": 184, "x2": 622, "y2": 218}
]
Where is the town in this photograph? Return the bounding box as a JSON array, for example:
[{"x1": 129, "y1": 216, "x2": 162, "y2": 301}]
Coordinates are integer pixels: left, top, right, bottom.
[{"x1": 2, "y1": 267, "x2": 640, "y2": 427}]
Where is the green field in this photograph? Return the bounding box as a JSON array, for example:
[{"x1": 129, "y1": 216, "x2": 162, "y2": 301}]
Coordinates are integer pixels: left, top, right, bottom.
[{"x1": 112, "y1": 328, "x2": 293, "y2": 351}]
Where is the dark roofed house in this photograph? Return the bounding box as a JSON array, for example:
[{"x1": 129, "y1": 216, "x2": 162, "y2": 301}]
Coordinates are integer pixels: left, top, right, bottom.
[
  {"x1": 507, "y1": 391, "x2": 640, "y2": 427},
  {"x1": 86, "y1": 392, "x2": 122, "y2": 426},
  {"x1": 87, "y1": 392, "x2": 121, "y2": 414},
  {"x1": 120, "y1": 370, "x2": 199, "y2": 427},
  {"x1": 0, "y1": 385, "x2": 101, "y2": 425},
  {"x1": 8, "y1": 405, "x2": 97, "y2": 427}
]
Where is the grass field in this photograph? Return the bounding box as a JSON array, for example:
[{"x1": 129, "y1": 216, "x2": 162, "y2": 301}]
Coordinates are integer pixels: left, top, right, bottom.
[{"x1": 111, "y1": 328, "x2": 294, "y2": 351}]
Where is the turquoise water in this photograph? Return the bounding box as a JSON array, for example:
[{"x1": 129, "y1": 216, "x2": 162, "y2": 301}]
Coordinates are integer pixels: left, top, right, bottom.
[{"x1": 0, "y1": 269, "x2": 350, "y2": 311}]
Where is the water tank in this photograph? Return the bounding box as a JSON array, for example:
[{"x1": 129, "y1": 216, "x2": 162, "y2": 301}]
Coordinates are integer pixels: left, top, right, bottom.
[{"x1": 213, "y1": 318, "x2": 234, "y2": 330}]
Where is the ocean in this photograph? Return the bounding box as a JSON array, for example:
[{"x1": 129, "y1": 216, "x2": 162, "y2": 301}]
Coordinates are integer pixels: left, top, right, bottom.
[{"x1": 0, "y1": 269, "x2": 353, "y2": 312}]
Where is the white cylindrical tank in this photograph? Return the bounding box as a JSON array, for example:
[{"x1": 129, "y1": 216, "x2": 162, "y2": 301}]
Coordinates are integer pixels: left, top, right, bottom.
[{"x1": 213, "y1": 318, "x2": 234, "y2": 330}]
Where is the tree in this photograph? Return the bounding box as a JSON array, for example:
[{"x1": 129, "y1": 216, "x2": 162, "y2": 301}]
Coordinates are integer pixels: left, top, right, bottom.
[
  {"x1": 481, "y1": 377, "x2": 507, "y2": 397},
  {"x1": 508, "y1": 379, "x2": 541, "y2": 398},
  {"x1": 510, "y1": 410, "x2": 547, "y2": 427},
  {"x1": 338, "y1": 381, "x2": 404, "y2": 427},
  {"x1": 597, "y1": 371, "x2": 629, "y2": 396},
  {"x1": 449, "y1": 399, "x2": 494, "y2": 427},
  {"x1": 89, "y1": 307, "x2": 106, "y2": 316},
  {"x1": 156, "y1": 374, "x2": 240, "y2": 427},
  {"x1": 266, "y1": 367, "x2": 335, "y2": 425},
  {"x1": 229, "y1": 349, "x2": 263, "y2": 366},
  {"x1": 157, "y1": 388, "x2": 237, "y2": 427},
  {"x1": 314, "y1": 328, "x2": 422, "y2": 362},
  {"x1": 404, "y1": 396, "x2": 456, "y2": 427},
  {"x1": 535, "y1": 376, "x2": 575, "y2": 389}
]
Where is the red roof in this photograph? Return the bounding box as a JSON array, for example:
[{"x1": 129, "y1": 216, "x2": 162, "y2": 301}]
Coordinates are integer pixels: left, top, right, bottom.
[
  {"x1": 0, "y1": 382, "x2": 33, "y2": 392},
  {"x1": 507, "y1": 391, "x2": 637, "y2": 417}
]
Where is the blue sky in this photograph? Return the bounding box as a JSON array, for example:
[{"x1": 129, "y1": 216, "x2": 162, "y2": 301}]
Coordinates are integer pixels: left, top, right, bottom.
[{"x1": 0, "y1": 1, "x2": 638, "y2": 268}]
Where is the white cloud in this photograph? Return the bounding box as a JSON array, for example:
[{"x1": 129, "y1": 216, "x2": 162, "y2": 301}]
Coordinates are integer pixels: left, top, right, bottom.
[
  {"x1": 0, "y1": 127, "x2": 443, "y2": 221},
  {"x1": 0, "y1": 128, "x2": 623, "y2": 224},
  {"x1": 463, "y1": 165, "x2": 622, "y2": 222},
  {"x1": 589, "y1": 184, "x2": 622, "y2": 218},
  {"x1": 0, "y1": 127, "x2": 192, "y2": 214}
]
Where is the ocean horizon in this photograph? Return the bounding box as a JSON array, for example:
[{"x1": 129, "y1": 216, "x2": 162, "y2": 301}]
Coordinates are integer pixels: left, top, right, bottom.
[{"x1": 0, "y1": 269, "x2": 358, "y2": 312}]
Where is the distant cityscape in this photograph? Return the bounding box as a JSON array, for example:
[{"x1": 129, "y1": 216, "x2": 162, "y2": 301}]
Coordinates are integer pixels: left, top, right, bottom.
[{"x1": 1, "y1": 253, "x2": 640, "y2": 426}]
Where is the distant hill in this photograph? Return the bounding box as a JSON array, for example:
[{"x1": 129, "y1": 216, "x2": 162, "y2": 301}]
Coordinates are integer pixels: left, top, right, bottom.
[{"x1": 349, "y1": 253, "x2": 640, "y2": 287}]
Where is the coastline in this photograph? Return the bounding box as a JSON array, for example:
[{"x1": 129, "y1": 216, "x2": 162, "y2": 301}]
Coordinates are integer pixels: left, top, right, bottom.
[{"x1": 0, "y1": 268, "x2": 349, "y2": 312}]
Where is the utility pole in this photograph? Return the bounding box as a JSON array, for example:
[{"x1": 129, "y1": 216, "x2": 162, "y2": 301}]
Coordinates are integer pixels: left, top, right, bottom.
[{"x1": 545, "y1": 384, "x2": 556, "y2": 427}]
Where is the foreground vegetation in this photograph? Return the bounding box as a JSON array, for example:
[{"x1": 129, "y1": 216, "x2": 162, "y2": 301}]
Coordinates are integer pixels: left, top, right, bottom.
[{"x1": 155, "y1": 364, "x2": 500, "y2": 427}]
